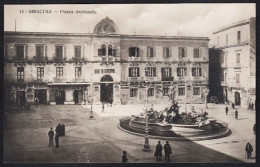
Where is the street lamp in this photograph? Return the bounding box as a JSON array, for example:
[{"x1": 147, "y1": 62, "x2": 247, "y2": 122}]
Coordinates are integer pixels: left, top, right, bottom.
[
  {"x1": 203, "y1": 88, "x2": 209, "y2": 109},
  {"x1": 89, "y1": 83, "x2": 94, "y2": 119},
  {"x1": 143, "y1": 79, "x2": 151, "y2": 151}
]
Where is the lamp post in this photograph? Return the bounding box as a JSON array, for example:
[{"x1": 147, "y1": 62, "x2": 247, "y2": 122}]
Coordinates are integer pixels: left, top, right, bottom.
[
  {"x1": 89, "y1": 83, "x2": 94, "y2": 119},
  {"x1": 143, "y1": 78, "x2": 150, "y2": 151},
  {"x1": 203, "y1": 88, "x2": 209, "y2": 109}
]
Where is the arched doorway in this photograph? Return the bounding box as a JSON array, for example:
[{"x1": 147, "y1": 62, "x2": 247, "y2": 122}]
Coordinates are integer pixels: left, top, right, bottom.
[
  {"x1": 100, "y1": 75, "x2": 113, "y2": 103},
  {"x1": 234, "y1": 91, "x2": 241, "y2": 105}
]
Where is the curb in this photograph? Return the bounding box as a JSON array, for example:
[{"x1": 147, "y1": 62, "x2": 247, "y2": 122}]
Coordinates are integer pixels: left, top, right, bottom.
[{"x1": 117, "y1": 117, "x2": 232, "y2": 141}]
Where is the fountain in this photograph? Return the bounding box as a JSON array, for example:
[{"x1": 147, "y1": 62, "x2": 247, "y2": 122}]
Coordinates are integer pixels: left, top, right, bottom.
[{"x1": 119, "y1": 84, "x2": 231, "y2": 140}]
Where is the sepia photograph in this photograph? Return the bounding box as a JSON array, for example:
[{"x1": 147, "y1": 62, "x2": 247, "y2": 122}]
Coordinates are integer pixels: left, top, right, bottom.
[{"x1": 3, "y1": 3, "x2": 256, "y2": 163}]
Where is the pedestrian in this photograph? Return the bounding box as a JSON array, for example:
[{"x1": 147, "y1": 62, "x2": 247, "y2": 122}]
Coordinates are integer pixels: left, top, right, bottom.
[
  {"x1": 102, "y1": 103, "x2": 105, "y2": 113},
  {"x1": 110, "y1": 97, "x2": 113, "y2": 107},
  {"x1": 55, "y1": 123, "x2": 62, "y2": 137},
  {"x1": 232, "y1": 102, "x2": 235, "y2": 109},
  {"x1": 48, "y1": 127, "x2": 54, "y2": 147},
  {"x1": 235, "y1": 109, "x2": 238, "y2": 119},
  {"x1": 253, "y1": 124, "x2": 256, "y2": 135},
  {"x1": 154, "y1": 141, "x2": 163, "y2": 161},
  {"x1": 225, "y1": 106, "x2": 229, "y2": 115},
  {"x1": 61, "y1": 122, "x2": 65, "y2": 136},
  {"x1": 251, "y1": 102, "x2": 254, "y2": 111},
  {"x1": 122, "y1": 151, "x2": 128, "y2": 163},
  {"x1": 245, "y1": 142, "x2": 253, "y2": 159},
  {"x1": 35, "y1": 97, "x2": 39, "y2": 108},
  {"x1": 164, "y1": 141, "x2": 172, "y2": 162},
  {"x1": 55, "y1": 133, "x2": 59, "y2": 148}
]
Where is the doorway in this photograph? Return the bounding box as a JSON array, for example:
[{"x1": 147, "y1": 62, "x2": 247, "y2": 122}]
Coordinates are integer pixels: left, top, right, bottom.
[
  {"x1": 35, "y1": 89, "x2": 47, "y2": 104},
  {"x1": 234, "y1": 91, "x2": 241, "y2": 105},
  {"x1": 55, "y1": 90, "x2": 65, "y2": 104},
  {"x1": 100, "y1": 75, "x2": 113, "y2": 103},
  {"x1": 73, "y1": 90, "x2": 83, "y2": 104},
  {"x1": 16, "y1": 91, "x2": 26, "y2": 106}
]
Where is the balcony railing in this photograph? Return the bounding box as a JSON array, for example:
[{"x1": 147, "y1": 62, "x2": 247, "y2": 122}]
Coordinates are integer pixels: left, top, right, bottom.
[
  {"x1": 145, "y1": 77, "x2": 158, "y2": 81},
  {"x1": 53, "y1": 78, "x2": 66, "y2": 82},
  {"x1": 161, "y1": 77, "x2": 174, "y2": 81},
  {"x1": 128, "y1": 57, "x2": 141, "y2": 61},
  {"x1": 192, "y1": 57, "x2": 204, "y2": 62},
  {"x1": 178, "y1": 57, "x2": 188, "y2": 62},
  {"x1": 128, "y1": 77, "x2": 141, "y2": 82},
  {"x1": 73, "y1": 78, "x2": 84, "y2": 82}
]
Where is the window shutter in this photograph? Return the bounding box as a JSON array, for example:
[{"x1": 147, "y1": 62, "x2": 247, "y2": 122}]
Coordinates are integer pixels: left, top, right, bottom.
[
  {"x1": 163, "y1": 47, "x2": 165, "y2": 57},
  {"x1": 137, "y1": 48, "x2": 140, "y2": 57},
  {"x1": 199, "y1": 48, "x2": 202, "y2": 58},
  {"x1": 45, "y1": 45, "x2": 47, "y2": 58},
  {"x1": 137, "y1": 68, "x2": 140, "y2": 77},
  {"x1": 169, "y1": 68, "x2": 172, "y2": 77},
  {"x1": 169, "y1": 47, "x2": 172, "y2": 57},
  {"x1": 161, "y1": 68, "x2": 164, "y2": 77},
  {"x1": 129, "y1": 68, "x2": 131, "y2": 77},
  {"x1": 153, "y1": 47, "x2": 156, "y2": 57},
  {"x1": 98, "y1": 49, "x2": 102, "y2": 56},
  {"x1": 154, "y1": 68, "x2": 156, "y2": 77},
  {"x1": 200, "y1": 68, "x2": 202, "y2": 76},
  {"x1": 129, "y1": 48, "x2": 132, "y2": 57},
  {"x1": 63, "y1": 46, "x2": 66, "y2": 60},
  {"x1": 184, "y1": 47, "x2": 187, "y2": 57},
  {"x1": 178, "y1": 47, "x2": 181, "y2": 57},
  {"x1": 113, "y1": 49, "x2": 116, "y2": 57},
  {"x1": 147, "y1": 47, "x2": 150, "y2": 57}
]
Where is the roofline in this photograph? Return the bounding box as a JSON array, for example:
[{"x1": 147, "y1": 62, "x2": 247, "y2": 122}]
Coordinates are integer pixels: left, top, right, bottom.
[
  {"x1": 213, "y1": 17, "x2": 255, "y2": 34},
  {"x1": 4, "y1": 31, "x2": 209, "y2": 41}
]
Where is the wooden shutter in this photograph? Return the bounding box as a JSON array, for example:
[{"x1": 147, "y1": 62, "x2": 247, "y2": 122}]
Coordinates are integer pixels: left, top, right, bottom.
[
  {"x1": 147, "y1": 47, "x2": 150, "y2": 57},
  {"x1": 169, "y1": 68, "x2": 172, "y2": 77},
  {"x1": 199, "y1": 48, "x2": 202, "y2": 58},
  {"x1": 184, "y1": 47, "x2": 187, "y2": 57},
  {"x1": 137, "y1": 48, "x2": 140, "y2": 57},
  {"x1": 137, "y1": 68, "x2": 140, "y2": 77},
  {"x1": 154, "y1": 68, "x2": 156, "y2": 77},
  {"x1": 113, "y1": 49, "x2": 116, "y2": 57},
  {"x1": 129, "y1": 68, "x2": 131, "y2": 77},
  {"x1": 98, "y1": 49, "x2": 102, "y2": 56}
]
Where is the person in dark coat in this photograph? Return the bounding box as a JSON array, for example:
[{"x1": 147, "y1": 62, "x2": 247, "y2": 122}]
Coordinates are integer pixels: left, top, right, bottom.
[
  {"x1": 62, "y1": 122, "x2": 65, "y2": 136},
  {"x1": 253, "y1": 124, "x2": 256, "y2": 135},
  {"x1": 102, "y1": 103, "x2": 105, "y2": 113},
  {"x1": 225, "y1": 106, "x2": 229, "y2": 115},
  {"x1": 55, "y1": 133, "x2": 59, "y2": 148},
  {"x1": 154, "y1": 141, "x2": 163, "y2": 161},
  {"x1": 122, "y1": 151, "x2": 128, "y2": 163},
  {"x1": 232, "y1": 102, "x2": 235, "y2": 109},
  {"x1": 110, "y1": 98, "x2": 113, "y2": 107},
  {"x1": 164, "y1": 141, "x2": 172, "y2": 162},
  {"x1": 235, "y1": 109, "x2": 238, "y2": 119},
  {"x1": 55, "y1": 123, "x2": 63, "y2": 137},
  {"x1": 48, "y1": 127, "x2": 54, "y2": 147},
  {"x1": 245, "y1": 142, "x2": 253, "y2": 159}
]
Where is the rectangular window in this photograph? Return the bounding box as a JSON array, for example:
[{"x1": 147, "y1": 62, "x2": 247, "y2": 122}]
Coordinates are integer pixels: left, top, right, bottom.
[
  {"x1": 145, "y1": 67, "x2": 156, "y2": 77},
  {"x1": 237, "y1": 31, "x2": 241, "y2": 44},
  {"x1": 37, "y1": 67, "x2": 44, "y2": 80},
  {"x1": 193, "y1": 87, "x2": 200, "y2": 95},
  {"x1": 163, "y1": 87, "x2": 169, "y2": 96},
  {"x1": 129, "y1": 67, "x2": 140, "y2": 77},
  {"x1": 130, "y1": 88, "x2": 138, "y2": 97},
  {"x1": 75, "y1": 67, "x2": 82, "y2": 79},
  {"x1": 56, "y1": 67, "x2": 63, "y2": 79},
  {"x1": 147, "y1": 88, "x2": 154, "y2": 96},
  {"x1": 193, "y1": 48, "x2": 200, "y2": 58},
  {"x1": 178, "y1": 47, "x2": 186, "y2": 58},
  {"x1": 129, "y1": 47, "x2": 140, "y2": 57},
  {"x1": 75, "y1": 46, "x2": 82, "y2": 59},
  {"x1": 16, "y1": 45, "x2": 25, "y2": 60},
  {"x1": 163, "y1": 47, "x2": 170, "y2": 58},
  {"x1": 177, "y1": 67, "x2": 187, "y2": 77},
  {"x1": 226, "y1": 34, "x2": 228, "y2": 45},
  {"x1": 178, "y1": 88, "x2": 185, "y2": 96},
  {"x1": 192, "y1": 68, "x2": 202, "y2": 77},
  {"x1": 17, "y1": 67, "x2": 24, "y2": 81},
  {"x1": 55, "y1": 46, "x2": 63, "y2": 60},
  {"x1": 236, "y1": 53, "x2": 240, "y2": 64},
  {"x1": 236, "y1": 73, "x2": 240, "y2": 83},
  {"x1": 147, "y1": 47, "x2": 154, "y2": 57},
  {"x1": 36, "y1": 45, "x2": 45, "y2": 57},
  {"x1": 161, "y1": 67, "x2": 172, "y2": 77}
]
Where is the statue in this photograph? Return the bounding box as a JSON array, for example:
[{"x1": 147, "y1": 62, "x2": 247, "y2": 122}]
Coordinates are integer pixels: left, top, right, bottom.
[{"x1": 168, "y1": 83, "x2": 176, "y2": 105}]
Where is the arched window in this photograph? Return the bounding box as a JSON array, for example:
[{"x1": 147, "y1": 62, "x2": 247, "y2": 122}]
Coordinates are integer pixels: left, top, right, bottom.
[
  {"x1": 108, "y1": 44, "x2": 113, "y2": 56},
  {"x1": 102, "y1": 44, "x2": 106, "y2": 56}
]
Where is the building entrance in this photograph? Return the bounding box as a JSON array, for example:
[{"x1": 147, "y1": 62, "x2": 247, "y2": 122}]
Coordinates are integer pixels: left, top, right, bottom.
[
  {"x1": 100, "y1": 75, "x2": 113, "y2": 103},
  {"x1": 16, "y1": 91, "x2": 26, "y2": 107},
  {"x1": 35, "y1": 89, "x2": 47, "y2": 104},
  {"x1": 55, "y1": 90, "x2": 65, "y2": 104},
  {"x1": 234, "y1": 91, "x2": 241, "y2": 105},
  {"x1": 73, "y1": 90, "x2": 83, "y2": 104}
]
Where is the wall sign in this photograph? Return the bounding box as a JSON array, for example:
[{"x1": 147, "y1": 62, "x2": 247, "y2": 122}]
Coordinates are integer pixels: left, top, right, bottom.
[{"x1": 94, "y1": 69, "x2": 115, "y2": 74}]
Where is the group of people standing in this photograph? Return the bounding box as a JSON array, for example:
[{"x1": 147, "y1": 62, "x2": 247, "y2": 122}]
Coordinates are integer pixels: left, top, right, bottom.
[
  {"x1": 248, "y1": 102, "x2": 254, "y2": 111},
  {"x1": 225, "y1": 106, "x2": 239, "y2": 119},
  {"x1": 154, "y1": 141, "x2": 172, "y2": 162},
  {"x1": 48, "y1": 122, "x2": 65, "y2": 148},
  {"x1": 102, "y1": 98, "x2": 113, "y2": 113}
]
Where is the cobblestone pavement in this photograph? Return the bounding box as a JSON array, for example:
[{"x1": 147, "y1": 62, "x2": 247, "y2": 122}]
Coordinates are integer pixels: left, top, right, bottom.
[{"x1": 3, "y1": 103, "x2": 255, "y2": 163}]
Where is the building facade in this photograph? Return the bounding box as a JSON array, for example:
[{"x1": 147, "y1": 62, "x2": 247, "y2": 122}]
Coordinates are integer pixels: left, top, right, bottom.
[
  {"x1": 4, "y1": 17, "x2": 209, "y2": 106},
  {"x1": 212, "y1": 17, "x2": 256, "y2": 108}
]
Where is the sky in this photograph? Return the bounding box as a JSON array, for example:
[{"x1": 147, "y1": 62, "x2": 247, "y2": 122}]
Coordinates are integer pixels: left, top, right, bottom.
[{"x1": 4, "y1": 4, "x2": 255, "y2": 40}]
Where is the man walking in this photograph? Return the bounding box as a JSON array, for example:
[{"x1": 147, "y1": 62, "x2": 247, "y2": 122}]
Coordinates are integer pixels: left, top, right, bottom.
[
  {"x1": 232, "y1": 102, "x2": 235, "y2": 109},
  {"x1": 245, "y1": 142, "x2": 253, "y2": 159},
  {"x1": 235, "y1": 109, "x2": 238, "y2": 119},
  {"x1": 225, "y1": 106, "x2": 229, "y2": 115},
  {"x1": 102, "y1": 103, "x2": 105, "y2": 113},
  {"x1": 48, "y1": 127, "x2": 54, "y2": 147},
  {"x1": 164, "y1": 141, "x2": 172, "y2": 162},
  {"x1": 154, "y1": 141, "x2": 163, "y2": 161},
  {"x1": 55, "y1": 132, "x2": 59, "y2": 148}
]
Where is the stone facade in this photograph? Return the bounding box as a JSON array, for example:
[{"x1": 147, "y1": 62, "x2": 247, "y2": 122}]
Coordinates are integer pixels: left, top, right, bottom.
[
  {"x1": 212, "y1": 17, "x2": 256, "y2": 108},
  {"x1": 4, "y1": 17, "x2": 209, "y2": 105}
]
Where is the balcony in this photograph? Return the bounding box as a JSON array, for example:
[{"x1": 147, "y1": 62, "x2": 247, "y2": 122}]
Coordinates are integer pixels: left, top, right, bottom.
[
  {"x1": 72, "y1": 78, "x2": 84, "y2": 83},
  {"x1": 192, "y1": 76, "x2": 203, "y2": 80},
  {"x1": 178, "y1": 57, "x2": 188, "y2": 62},
  {"x1": 192, "y1": 57, "x2": 204, "y2": 62},
  {"x1": 145, "y1": 77, "x2": 158, "y2": 81},
  {"x1": 128, "y1": 57, "x2": 141, "y2": 62},
  {"x1": 128, "y1": 77, "x2": 141, "y2": 82},
  {"x1": 53, "y1": 78, "x2": 66, "y2": 83},
  {"x1": 161, "y1": 77, "x2": 174, "y2": 81}
]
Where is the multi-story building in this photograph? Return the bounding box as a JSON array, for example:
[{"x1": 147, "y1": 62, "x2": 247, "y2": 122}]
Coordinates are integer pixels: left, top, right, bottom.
[
  {"x1": 4, "y1": 17, "x2": 209, "y2": 106},
  {"x1": 212, "y1": 17, "x2": 256, "y2": 108}
]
